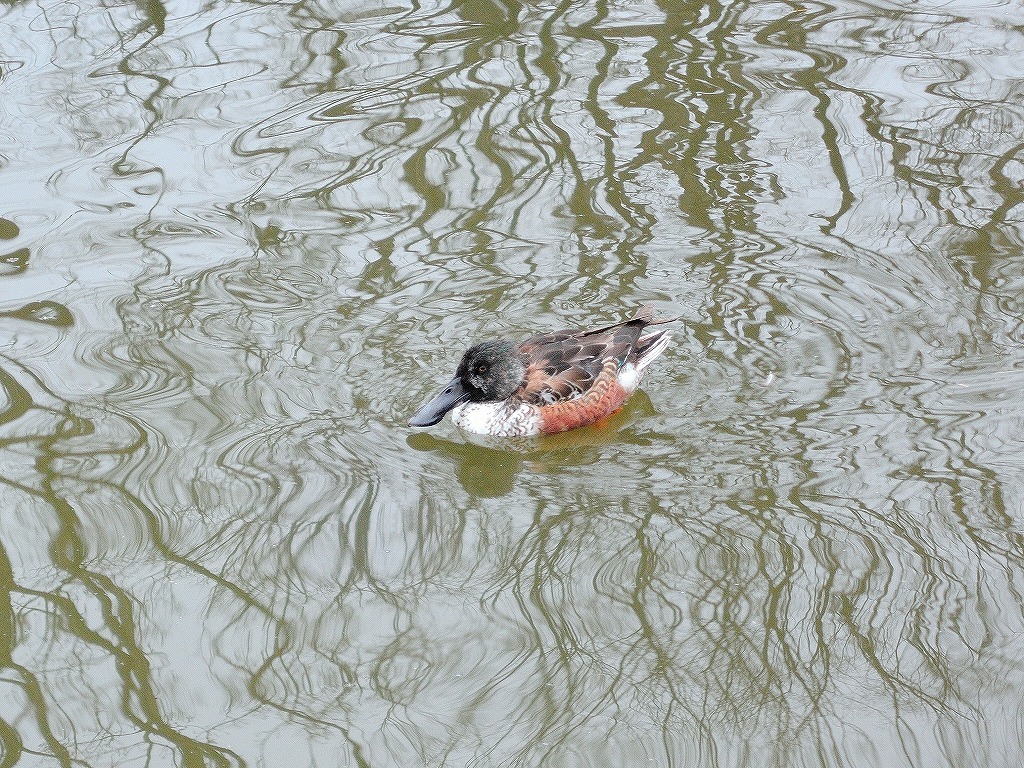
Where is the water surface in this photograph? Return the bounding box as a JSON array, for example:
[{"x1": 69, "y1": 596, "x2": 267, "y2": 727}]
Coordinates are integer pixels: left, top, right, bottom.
[{"x1": 1, "y1": 0, "x2": 1023, "y2": 766}]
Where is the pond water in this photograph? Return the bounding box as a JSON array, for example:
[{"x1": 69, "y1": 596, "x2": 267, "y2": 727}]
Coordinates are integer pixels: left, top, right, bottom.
[{"x1": 1, "y1": 0, "x2": 1023, "y2": 766}]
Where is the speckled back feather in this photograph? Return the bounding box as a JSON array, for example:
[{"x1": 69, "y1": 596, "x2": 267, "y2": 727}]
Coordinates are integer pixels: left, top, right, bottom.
[{"x1": 515, "y1": 305, "x2": 676, "y2": 406}]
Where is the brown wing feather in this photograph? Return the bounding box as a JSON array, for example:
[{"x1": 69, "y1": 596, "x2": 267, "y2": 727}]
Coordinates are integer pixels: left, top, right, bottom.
[{"x1": 515, "y1": 308, "x2": 659, "y2": 406}]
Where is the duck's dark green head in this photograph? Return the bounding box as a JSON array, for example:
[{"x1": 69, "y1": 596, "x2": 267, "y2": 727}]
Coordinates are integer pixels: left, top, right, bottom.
[{"x1": 408, "y1": 339, "x2": 526, "y2": 427}]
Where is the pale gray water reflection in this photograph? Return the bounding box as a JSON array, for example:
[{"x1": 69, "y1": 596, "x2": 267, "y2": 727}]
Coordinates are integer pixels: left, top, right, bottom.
[{"x1": 1, "y1": 0, "x2": 1024, "y2": 766}]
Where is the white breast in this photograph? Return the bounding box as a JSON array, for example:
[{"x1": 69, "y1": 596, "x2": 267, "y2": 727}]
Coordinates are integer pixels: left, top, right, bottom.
[{"x1": 451, "y1": 401, "x2": 542, "y2": 437}]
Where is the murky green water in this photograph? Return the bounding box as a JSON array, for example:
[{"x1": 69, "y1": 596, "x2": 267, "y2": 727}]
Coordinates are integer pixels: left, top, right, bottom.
[{"x1": 2, "y1": 0, "x2": 1023, "y2": 766}]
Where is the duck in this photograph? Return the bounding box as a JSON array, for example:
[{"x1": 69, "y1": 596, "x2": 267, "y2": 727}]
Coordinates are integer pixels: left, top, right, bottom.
[{"x1": 408, "y1": 306, "x2": 677, "y2": 437}]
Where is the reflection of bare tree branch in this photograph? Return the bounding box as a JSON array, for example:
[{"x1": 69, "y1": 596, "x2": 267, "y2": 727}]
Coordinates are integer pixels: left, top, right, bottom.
[{"x1": 2, "y1": 0, "x2": 1024, "y2": 765}]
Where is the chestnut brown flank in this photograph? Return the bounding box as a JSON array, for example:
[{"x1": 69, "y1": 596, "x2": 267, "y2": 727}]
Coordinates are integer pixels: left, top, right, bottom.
[{"x1": 537, "y1": 359, "x2": 628, "y2": 434}]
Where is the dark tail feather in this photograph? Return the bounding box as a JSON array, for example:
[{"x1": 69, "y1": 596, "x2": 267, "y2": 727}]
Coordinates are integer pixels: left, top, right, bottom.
[
  {"x1": 632, "y1": 305, "x2": 656, "y2": 323},
  {"x1": 576, "y1": 305, "x2": 681, "y2": 339},
  {"x1": 633, "y1": 304, "x2": 682, "y2": 326}
]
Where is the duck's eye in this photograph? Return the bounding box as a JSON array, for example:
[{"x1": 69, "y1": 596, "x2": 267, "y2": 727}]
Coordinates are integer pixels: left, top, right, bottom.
[{"x1": 476, "y1": 364, "x2": 488, "y2": 374}]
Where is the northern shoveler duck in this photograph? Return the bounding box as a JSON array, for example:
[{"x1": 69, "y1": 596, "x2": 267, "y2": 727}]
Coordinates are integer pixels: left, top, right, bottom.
[{"x1": 408, "y1": 306, "x2": 677, "y2": 437}]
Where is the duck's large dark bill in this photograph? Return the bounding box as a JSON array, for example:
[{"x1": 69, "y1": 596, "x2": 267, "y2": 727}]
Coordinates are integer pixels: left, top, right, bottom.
[{"x1": 408, "y1": 377, "x2": 470, "y2": 427}]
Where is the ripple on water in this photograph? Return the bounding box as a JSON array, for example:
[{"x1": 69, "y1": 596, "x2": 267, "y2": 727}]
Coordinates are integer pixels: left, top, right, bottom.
[
  {"x1": 0, "y1": 217, "x2": 19, "y2": 239},
  {"x1": 0, "y1": 246, "x2": 30, "y2": 275},
  {"x1": 1, "y1": 0, "x2": 1024, "y2": 765},
  {"x1": 0, "y1": 300, "x2": 74, "y2": 327}
]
